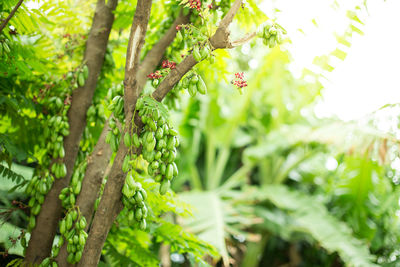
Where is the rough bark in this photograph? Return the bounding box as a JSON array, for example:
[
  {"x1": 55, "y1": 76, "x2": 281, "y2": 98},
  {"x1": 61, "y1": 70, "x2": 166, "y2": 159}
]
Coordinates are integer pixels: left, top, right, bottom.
[
  {"x1": 55, "y1": 119, "x2": 112, "y2": 267},
  {"x1": 56, "y1": 10, "x2": 190, "y2": 267},
  {"x1": 79, "y1": 1, "x2": 243, "y2": 266},
  {"x1": 0, "y1": 0, "x2": 24, "y2": 34},
  {"x1": 24, "y1": 0, "x2": 118, "y2": 264},
  {"x1": 78, "y1": 0, "x2": 153, "y2": 265}
]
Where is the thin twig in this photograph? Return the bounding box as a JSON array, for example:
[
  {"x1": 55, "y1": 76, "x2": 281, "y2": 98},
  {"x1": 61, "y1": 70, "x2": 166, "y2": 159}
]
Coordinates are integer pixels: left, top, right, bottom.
[{"x1": 0, "y1": 0, "x2": 24, "y2": 34}]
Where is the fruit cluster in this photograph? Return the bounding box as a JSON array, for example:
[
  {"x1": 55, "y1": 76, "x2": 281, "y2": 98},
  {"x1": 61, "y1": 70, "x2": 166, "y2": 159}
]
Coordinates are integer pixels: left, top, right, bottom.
[
  {"x1": 58, "y1": 162, "x2": 86, "y2": 209},
  {"x1": 0, "y1": 38, "x2": 11, "y2": 56},
  {"x1": 175, "y1": 72, "x2": 207, "y2": 97},
  {"x1": 122, "y1": 175, "x2": 148, "y2": 230},
  {"x1": 137, "y1": 97, "x2": 179, "y2": 193},
  {"x1": 25, "y1": 174, "x2": 54, "y2": 231},
  {"x1": 58, "y1": 209, "x2": 88, "y2": 264},
  {"x1": 258, "y1": 21, "x2": 286, "y2": 48}
]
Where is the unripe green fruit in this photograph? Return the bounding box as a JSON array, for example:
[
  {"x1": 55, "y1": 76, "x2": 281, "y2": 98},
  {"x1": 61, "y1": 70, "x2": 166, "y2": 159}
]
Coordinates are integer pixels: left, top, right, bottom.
[{"x1": 160, "y1": 179, "x2": 170, "y2": 195}]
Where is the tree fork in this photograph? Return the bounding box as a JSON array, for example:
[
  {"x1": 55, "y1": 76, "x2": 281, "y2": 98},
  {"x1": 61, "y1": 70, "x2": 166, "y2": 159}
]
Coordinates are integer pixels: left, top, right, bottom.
[
  {"x1": 78, "y1": 0, "x2": 153, "y2": 265},
  {"x1": 24, "y1": 0, "x2": 118, "y2": 264},
  {"x1": 78, "y1": 1, "x2": 244, "y2": 266},
  {"x1": 56, "y1": 11, "x2": 192, "y2": 267}
]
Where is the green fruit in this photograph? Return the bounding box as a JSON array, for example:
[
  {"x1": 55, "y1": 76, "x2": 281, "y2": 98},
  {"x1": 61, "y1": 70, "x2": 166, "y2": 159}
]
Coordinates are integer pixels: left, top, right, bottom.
[
  {"x1": 167, "y1": 149, "x2": 176, "y2": 163},
  {"x1": 41, "y1": 258, "x2": 51, "y2": 267},
  {"x1": 166, "y1": 164, "x2": 174, "y2": 180},
  {"x1": 200, "y1": 46, "x2": 210, "y2": 59},
  {"x1": 122, "y1": 183, "x2": 135, "y2": 198},
  {"x1": 28, "y1": 197, "x2": 36, "y2": 207},
  {"x1": 29, "y1": 216, "x2": 36, "y2": 229},
  {"x1": 148, "y1": 120, "x2": 157, "y2": 132},
  {"x1": 176, "y1": 30, "x2": 183, "y2": 43},
  {"x1": 79, "y1": 233, "x2": 86, "y2": 246},
  {"x1": 197, "y1": 76, "x2": 207, "y2": 94},
  {"x1": 155, "y1": 174, "x2": 162, "y2": 182},
  {"x1": 74, "y1": 181, "x2": 82, "y2": 195},
  {"x1": 79, "y1": 217, "x2": 87, "y2": 229},
  {"x1": 156, "y1": 139, "x2": 166, "y2": 150},
  {"x1": 167, "y1": 137, "x2": 176, "y2": 150},
  {"x1": 159, "y1": 179, "x2": 170, "y2": 195},
  {"x1": 188, "y1": 83, "x2": 197, "y2": 97},
  {"x1": 73, "y1": 235, "x2": 79, "y2": 244},
  {"x1": 126, "y1": 174, "x2": 137, "y2": 190},
  {"x1": 60, "y1": 219, "x2": 66, "y2": 234},
  {"x1": 78, "y1": 72, "x2": 85, "y2": 87},
  {"x1": 52, "y1": 246, "x2": 60, "y2": 257},
  {"x1": 134, "y1": 191, "x2": 143, "y2": 203},
  {"x1": 32, "y1": 203, "x2": 41, "y2": 215},
  {"x1": 150, "y1": 161, "x2": 159, "y2": 170},
  {"x1": 172, "y1": 162, "x2": 178, "y2": 176},
  {"x1": 152, "y1": 79, "x2": 159, "y2": 88},
  {"x1": 160, "y1": 163, "x2": 166, "y2": 175},
  {"x1": 75, "y1": 251, "x2": 82, "y2": 262},
  {"x1": 83, "y1": 65, "x2": 89, "y2": 79},
  {"x1": 193, "y1": 47, "x2": 201, "y2": 61},
  {"x1": 70, "y1": 194, "x2": 76, "y2": 205},
  {"x1": 155, "y1": 151, "x2": 162, "y2": 160},
  {"x1": 139, "y1": 219, "x2": 147, "y2": 230},
  {"x1": 122, "y1": 155, "x2": 130, "y2": 172},
  {"x1": 59, "y1": 146, "x2": 65, "y2": 158},
  {"x1": 155, "y1": 127, "x2": 163, "y2": 139},
  {"x1": 67, "y1": 253, "x2": 74, "y2": 263},
  {"x1": 71, "y1": 210, "x2": 78, "y2": 221},
  {"x1": 66, "y1": 214, "x2": 73, "y2": 230},
  {"x1": 141, "y1": 205, "x2": 148, "y2": 218},
  {"x1": 182, "y1": 77, "x2": 189, "y2": 89},
  {"x1": 190, "y1": 75, "x2": 199, "y2": 84},
  {"x1": 124, "y1": 133, "x2": 131, "y2": 147},
  {"x1": 145, "y1": 138, "x2": 156, "y2": 152},
  {"x1": 132, "y1": 133, "x2": 140, "y2": 148},
  {"x1": 139, "y1": 188, "x2": 147, "y2": 200},
  {"x1": 135, "y1": 207, "x2": 143, "y2": 221}
]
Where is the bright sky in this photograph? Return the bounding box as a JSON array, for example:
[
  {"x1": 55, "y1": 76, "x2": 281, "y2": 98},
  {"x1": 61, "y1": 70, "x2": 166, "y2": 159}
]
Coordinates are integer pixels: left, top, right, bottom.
[{"x1": 261, "y1": 0, "x2": 400, "y2": 121}]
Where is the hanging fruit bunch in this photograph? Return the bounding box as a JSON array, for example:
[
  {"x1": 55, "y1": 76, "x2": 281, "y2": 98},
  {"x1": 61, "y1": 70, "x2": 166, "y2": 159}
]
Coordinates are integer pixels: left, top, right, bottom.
[
  {"x1": 118, "y1": 96, "x2": 180, "y2": 230},
  {"x1": 258, "y1": 21, "x2": 287, "y2": 48}
]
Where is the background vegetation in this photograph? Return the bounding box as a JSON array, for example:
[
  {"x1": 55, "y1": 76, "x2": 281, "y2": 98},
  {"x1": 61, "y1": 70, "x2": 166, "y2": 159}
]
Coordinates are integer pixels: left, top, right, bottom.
[{"x1": 1, "y1": 0, "x2": 399, "y2": 266}]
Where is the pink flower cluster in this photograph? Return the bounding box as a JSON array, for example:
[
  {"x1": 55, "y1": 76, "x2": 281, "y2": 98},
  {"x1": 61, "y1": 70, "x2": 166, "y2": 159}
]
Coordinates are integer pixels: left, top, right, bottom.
[
  {"x1": 232, "y1": 72, "x2": 248, "y2": 88},
  {"x1": 189, "y1": 0, "x2": 201, "y2": 11},
  {"x1": 162, "y1": 60, "x2": 176, "y2": 69},
  {"x1": 147, "y1": 70, "x2": 162, "y2": 79}
]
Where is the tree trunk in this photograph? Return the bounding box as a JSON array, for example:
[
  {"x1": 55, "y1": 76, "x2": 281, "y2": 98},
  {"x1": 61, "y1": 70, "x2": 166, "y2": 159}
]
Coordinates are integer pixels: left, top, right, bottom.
[
  {"x1": 78, "y1": 0, "x2": 153, "y2": 265},
  {"x1": 24, "y1": 0, "x2": 118, "y2": 264}
]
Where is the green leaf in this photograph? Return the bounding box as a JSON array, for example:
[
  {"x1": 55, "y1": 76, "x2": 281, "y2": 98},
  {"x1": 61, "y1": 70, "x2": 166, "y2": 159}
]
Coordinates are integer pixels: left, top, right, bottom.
[{"x1": 254, "y1": 185, "x2": 378, "y2": 267}]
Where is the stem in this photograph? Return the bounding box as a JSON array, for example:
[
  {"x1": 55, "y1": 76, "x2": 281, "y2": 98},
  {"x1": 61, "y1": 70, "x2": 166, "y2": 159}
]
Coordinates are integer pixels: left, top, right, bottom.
[{"x1": 0, "y1": 0, "x2": 23, "y2": 34}]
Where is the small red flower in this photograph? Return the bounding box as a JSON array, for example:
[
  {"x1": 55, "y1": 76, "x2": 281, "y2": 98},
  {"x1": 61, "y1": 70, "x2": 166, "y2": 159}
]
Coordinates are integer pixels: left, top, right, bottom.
[
  {"x1": 231, "y1": 72, "x2": 247, "y2": 93},
  {"x1": 207, "y1": 4, "x2": 213, "y2": 9},
  {"x1": 147, "y1": 70, "x2": 163, "y2": 79},
  {"x1": 161, "y1": 60, "x2": 176, "y2": 69},
  {"x1": 176, "y1": 25, "x2": 181, "y2": 31},
  {"x1": 189, "y1": 0, "x2": 201, "y2": 11}
]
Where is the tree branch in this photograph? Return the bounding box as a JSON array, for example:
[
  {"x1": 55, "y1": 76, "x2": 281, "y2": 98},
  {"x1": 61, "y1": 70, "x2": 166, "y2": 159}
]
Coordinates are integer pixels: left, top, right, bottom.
[
  {"x1": 210, "y1": 0, "x2": 242, "y2": 49},
  {"x1": 0, "y1": 0, "x2": 23, "y2": 34},
  {"x1": 79, "y1": 1, "x2": 243, "y2": 266},
  {"x1": 55, "y1": 118, "x2": 112, "y2": 267},
  {"x1": 55, "y1": 9, "x2": 190, "y2": 267},
  {"x1": 136, "y1": 10, "x2": 190, "y2": 89},
  {"x1": 78, "y1": 1, "x2": 153, "y2": 266},
  {"x1": 24, "y1": 0, "x2": 118, "y2": 264}
]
